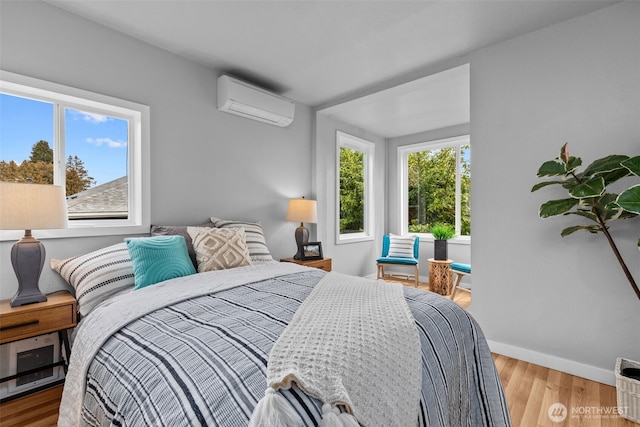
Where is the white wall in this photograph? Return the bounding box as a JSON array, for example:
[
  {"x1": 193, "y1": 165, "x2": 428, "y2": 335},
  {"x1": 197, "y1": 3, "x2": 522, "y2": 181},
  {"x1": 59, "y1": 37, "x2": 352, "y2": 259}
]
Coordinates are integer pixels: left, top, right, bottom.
[
  {"x1": 0, "y1": 1, "x2": 313, "y2": 299},
  {"x1": 470, "y1": 1, "x2": 640, "y2": 385},
  {"x1": 314, "y1": 113, "x2": 386, "y2": 277}
]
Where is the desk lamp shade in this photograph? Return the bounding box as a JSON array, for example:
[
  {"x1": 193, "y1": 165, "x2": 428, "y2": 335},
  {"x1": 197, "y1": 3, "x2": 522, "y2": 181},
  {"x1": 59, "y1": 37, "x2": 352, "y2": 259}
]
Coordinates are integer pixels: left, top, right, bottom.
[
  {"x1": 0, "y1": 182, "x2": 68, "y2": 306},
  {"x1": 286, "y1": 198, "x2": 317, "y2": 259}
]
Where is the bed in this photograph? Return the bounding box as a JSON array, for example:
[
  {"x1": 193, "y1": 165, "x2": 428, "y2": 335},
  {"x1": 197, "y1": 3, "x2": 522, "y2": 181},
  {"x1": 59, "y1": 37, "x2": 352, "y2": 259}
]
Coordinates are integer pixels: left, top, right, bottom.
[{"x1": 52, "y1": 221, "x2": 511, "y2": 426}]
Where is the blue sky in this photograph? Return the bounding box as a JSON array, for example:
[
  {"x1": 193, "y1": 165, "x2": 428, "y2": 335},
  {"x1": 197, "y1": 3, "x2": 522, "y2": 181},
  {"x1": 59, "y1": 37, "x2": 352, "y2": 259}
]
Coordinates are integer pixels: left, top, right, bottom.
[{"x1": 0, "y1": 93, "x2": 128, "y2": 187}]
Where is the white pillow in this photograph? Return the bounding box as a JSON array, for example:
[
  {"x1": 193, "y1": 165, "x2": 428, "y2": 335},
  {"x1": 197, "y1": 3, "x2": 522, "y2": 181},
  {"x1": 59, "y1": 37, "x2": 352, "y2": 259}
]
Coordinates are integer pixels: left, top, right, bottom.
[
  {"x1": 188, "y1": 227, "x2": 252, "y2": 272},
  {"x1": 50, "y1": 243, "x2": 134, "y2": 316},
  {"x1": 387, "y1": 234, "x2": 416, "y2": 258},
  {"x1": 210, "y1": 217, "x2": 274, "y2": 263}
]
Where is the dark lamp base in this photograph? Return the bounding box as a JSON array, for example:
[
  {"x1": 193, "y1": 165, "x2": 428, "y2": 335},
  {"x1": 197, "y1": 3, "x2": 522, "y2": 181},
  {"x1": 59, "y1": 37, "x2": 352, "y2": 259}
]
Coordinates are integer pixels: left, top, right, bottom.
[
  {"x1": 11, "y1": 290, "x2": 47, "y2": 307},
  {"x1": 10, "y1": 235, "x2": 48, "y2": 307},
  {"x1": 293, "y1": 224, "x2": 309, "y2": 260}
]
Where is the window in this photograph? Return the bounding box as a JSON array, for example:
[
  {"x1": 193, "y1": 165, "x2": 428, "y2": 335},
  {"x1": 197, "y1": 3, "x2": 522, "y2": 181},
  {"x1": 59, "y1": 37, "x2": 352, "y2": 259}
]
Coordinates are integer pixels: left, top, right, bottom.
[
  {"x1": 0, "y1": 71, "x2": 149, "y2": 239},
  {"x1": 336, "y1": 131, "x2": 374, "y2": 243},
  {"x1": 398, "y1": 135, "x2": 470, "y2": 238}
]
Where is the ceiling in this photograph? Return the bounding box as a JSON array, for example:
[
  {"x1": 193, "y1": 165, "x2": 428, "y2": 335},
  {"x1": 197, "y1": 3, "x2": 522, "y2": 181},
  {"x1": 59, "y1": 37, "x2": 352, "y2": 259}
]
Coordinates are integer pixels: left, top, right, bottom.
[{"x1": 45, "y1": 0, "x2": 617, "y2": 138}]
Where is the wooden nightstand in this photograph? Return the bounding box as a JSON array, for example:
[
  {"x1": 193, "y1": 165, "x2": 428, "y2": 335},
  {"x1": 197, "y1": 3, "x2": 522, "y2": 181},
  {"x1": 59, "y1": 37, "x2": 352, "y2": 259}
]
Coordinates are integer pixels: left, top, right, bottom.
[
  {"x1": 280, "y1": 257, "x2": 332, "y2": 272},
  {"x1": 0, "y1": 291, "x2": 77, "y2": 402}
]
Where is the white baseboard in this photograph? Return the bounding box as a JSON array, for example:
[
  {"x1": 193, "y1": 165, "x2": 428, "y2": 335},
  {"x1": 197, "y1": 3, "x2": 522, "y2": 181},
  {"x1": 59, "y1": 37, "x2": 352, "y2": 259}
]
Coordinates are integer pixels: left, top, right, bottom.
[{"x1": 487, "y1": 340, "x2": 616, "y2": 386}]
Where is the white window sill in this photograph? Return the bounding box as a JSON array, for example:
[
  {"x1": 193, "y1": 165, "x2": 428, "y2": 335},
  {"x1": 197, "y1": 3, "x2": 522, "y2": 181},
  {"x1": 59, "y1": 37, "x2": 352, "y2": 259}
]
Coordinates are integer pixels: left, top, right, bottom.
[
  {"x1": 414, "y1": 234, "x2": 471, "y2": 245},
  {"x1": 337, "y1": 233, "x2": 374, "y2": 245},
  {"x1": 0, "y1": 225, "x2": 149, "y2": 241}
]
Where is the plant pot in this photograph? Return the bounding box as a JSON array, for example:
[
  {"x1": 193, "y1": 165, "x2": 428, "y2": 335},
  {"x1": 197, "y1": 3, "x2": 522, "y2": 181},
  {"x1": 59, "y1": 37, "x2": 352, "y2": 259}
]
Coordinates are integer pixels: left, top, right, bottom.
[
  {"x1": 616, "y1": 357, "x2": 640, "y2": 423},
  {"x1": 434, "y1": 240, "x2": 448, "y2": 261}
]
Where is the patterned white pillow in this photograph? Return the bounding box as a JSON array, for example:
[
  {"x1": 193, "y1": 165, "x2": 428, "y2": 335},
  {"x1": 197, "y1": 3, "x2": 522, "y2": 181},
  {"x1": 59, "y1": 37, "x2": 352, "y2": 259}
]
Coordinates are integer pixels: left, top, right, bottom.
[
  {"x1": 50, "y1": 243, "x2": 134, "y2": 316},
  {"x1": 187, "y1": 227, "x2": 252, "y2": 272},
  {"x1": 387, "y1": 234, "x2": 416, "y2": 258},
  {"x1": 210, "y1": 217, "x2": 274, "y2": 263}
]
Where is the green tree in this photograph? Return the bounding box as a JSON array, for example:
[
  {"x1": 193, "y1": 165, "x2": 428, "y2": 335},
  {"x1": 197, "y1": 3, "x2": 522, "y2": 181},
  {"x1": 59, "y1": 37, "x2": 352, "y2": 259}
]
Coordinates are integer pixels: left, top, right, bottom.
[
  {"x1": 29, "y1": 140, "x2": 54, "y2": 163},
  {"x1": 408, "y1": 146, "x2": 471, "y2": 235},
  {"x1": 1, "y1": 141, "x2": 94, "y2": 197},
  {"x1": 66, "y1": 155, "x2": 95, "y2": 195},
  {"x1": 339, "y1": 147, "x2": 365, "y2": 233}
]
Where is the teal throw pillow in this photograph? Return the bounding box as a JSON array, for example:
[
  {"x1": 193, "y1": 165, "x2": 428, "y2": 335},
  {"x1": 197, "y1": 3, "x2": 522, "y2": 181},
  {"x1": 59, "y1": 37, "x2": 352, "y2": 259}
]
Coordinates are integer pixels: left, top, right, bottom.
[{"x1": 125, "y1": 235, "x2": 196, "y2": 290}]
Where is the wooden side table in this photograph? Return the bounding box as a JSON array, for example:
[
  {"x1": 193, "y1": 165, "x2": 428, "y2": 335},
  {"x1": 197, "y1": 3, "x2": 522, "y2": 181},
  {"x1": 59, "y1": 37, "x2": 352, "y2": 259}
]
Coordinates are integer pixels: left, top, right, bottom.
[
  {"x1": 280, "y1": 257, "x2": 332, "y2": 272},
  {"x1": 0, "y1": 291, "x2": 77, "y2": 402},
  {"x1": 428, "y1": 258, "x2": 453, "y2": 296}
]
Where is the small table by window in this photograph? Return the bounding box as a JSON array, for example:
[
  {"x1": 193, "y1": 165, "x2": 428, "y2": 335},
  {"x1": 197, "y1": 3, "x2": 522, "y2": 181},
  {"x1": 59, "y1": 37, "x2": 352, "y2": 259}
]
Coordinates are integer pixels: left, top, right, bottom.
[{"x1": 428, "y1": 259, "x2": 453, "y2": 296}]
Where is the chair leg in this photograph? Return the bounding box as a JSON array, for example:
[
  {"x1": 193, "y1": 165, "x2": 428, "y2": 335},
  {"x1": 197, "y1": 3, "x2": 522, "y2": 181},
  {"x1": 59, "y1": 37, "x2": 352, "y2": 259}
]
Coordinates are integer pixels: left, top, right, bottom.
[
  {"x1": 414, "y1": 265, "x2": 419, "y2": 287},
  {"x1": 450, "y1": 273, "x2": 463, "y2": 300},
  {"x1": 377, "y1": 264, "x2": 383, "y2": 280}
]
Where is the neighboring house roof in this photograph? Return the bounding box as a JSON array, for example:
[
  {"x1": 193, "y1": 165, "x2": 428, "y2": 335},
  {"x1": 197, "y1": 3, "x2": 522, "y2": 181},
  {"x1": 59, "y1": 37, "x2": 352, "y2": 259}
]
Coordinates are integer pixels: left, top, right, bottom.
[{"x1": 66, "y1": 176, "x2": 128, "y2": 219}]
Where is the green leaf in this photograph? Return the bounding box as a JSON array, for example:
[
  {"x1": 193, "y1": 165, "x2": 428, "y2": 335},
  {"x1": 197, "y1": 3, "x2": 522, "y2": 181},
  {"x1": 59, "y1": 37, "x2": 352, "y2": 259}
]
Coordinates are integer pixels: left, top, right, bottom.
[
  {"x1": 598, "y1": 192, "x2": 619, "y2": 210},
  {"x1": 620, "y1": 211, "x2": 640, "y2": 219},
  {"x1": 561, "y1": 225, "x2": 602, "y2": 236},
  {"x1": 582, "y1": 154, "x2": 629, "y2": 177},
  {"x1": 531, "y1": 180, "x2": 565, "y2": 192},
  {"x1": 564, "y1": 210, "x2": 598, "y2": 222},
  {"x1": 539, "y1": 198, "x2": 579, "y2": 218},
  {"x1": 621, "y1": 156, "x2": 640, "y2": 176},
  {"x1": 600, "y1": 168, "x2": 631, "y2": 186},
  {"x1": 568, "y1": 176, "x2": 605, "y2": 199},
  {"x1": 537, "y1": 160, "x2": 566, "y2": 177},
  {"x1": 602, "y1": 206, "x2": 624, "y2": 222},
  {"x1": 566, "y1": 156, "x2": 582, "y2": 173},
  {"x1": 561, "y1": 176, "x2": 581, "y2": 189},
  {"x1": 600, "y1": 196, "x2": 625, "y2": 220},
  {"x1": 616, "y1": 184, "x2": 640, "y2": 214},
  {"x1": 562, "y1": 225, "x2": 602, "y2": 235}
]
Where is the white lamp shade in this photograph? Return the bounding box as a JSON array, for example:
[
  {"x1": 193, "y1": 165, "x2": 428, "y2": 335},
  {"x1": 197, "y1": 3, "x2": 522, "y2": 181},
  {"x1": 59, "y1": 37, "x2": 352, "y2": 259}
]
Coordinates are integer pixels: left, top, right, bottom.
[
  {"x1": 286, "y1": 198, "x2": 317, "y2": 223},
  {"x1": 0, "y1": 182, "x2": 68, "y2": 230}
]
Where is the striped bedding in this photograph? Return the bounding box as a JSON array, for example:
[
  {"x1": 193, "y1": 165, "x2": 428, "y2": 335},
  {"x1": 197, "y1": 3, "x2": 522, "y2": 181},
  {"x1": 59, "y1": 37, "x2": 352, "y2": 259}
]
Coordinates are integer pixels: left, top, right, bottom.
[{"x1": 61, "y1": 263, "x2": 510, "y2": 426}]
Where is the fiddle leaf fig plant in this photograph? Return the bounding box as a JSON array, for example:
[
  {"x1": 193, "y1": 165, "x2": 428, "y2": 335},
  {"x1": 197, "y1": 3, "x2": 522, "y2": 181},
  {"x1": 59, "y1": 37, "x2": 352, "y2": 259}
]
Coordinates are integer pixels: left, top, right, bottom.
[{"x1": 532, "y1": 143, "x2": 640, "y2": 300}]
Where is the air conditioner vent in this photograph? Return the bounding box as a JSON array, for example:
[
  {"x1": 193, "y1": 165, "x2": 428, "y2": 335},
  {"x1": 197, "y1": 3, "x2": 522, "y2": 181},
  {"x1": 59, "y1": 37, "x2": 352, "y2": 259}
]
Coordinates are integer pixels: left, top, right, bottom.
[{"x1": 217, "y1": 75, "x2": 295, "y2": 127}]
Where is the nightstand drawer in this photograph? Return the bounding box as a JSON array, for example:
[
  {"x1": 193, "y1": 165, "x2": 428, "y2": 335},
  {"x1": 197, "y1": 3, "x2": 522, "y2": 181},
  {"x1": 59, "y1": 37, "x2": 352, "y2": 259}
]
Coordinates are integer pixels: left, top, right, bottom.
[
  {"x1": 280, "y1": 257, "x2": 332, "y2": 272},
  {"x1": 0, "y1": 305, "x2": 75, "y2": 344},
  {"x1": 303, "y1": 258, "x2": 332, "y2": 271}
]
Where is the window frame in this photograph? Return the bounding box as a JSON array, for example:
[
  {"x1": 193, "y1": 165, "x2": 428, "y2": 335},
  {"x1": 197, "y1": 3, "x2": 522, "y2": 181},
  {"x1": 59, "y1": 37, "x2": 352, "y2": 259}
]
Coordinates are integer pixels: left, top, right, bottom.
[
  {"x1": 0, "y1": 70, "x2": 150, "y2": 241},
  {"x1": 336, "y1": 131, "x2": 375, "y2": 244},
  {"x1": 398, "y1": 134, "x2": 470, "y2": 243}
]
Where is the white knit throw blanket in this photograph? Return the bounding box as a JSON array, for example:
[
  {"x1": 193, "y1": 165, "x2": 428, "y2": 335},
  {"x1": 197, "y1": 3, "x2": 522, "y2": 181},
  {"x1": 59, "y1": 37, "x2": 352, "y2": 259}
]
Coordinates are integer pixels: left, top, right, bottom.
[{"x1": 249, "y1": 272, "x2": 422, "y2": 427}]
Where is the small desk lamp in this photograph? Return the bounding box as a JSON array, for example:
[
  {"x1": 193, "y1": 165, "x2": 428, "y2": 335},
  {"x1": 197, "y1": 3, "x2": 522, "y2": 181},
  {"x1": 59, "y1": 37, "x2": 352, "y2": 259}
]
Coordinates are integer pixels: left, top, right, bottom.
[
  {"x1": 0, "y1": 181, "x2": 68, "y2": 307},
  {"x1": 286, "y1": 197, "x2": 317, "y2": 259}
]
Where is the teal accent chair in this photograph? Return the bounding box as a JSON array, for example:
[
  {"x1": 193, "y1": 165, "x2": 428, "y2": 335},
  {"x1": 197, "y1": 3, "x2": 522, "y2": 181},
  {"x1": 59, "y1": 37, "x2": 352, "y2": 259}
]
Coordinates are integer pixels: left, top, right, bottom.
[
  {"x1": 450, "y1": 262, "x2": 471, "y2": 300},
  {"x1": 376, "y1": 234, "x2": 420, "y2": 287}
]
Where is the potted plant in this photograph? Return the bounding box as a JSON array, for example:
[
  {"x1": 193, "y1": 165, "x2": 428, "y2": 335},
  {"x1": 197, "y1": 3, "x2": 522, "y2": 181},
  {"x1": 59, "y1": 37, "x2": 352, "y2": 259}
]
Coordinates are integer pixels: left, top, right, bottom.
[
  {"x1": 531, "y1": 143, "x2": 640, "y2": 300},
  {"x1": 533, "y1": 144, "x2": 640, "y2": 422},
  {"x1": 430, "y1": 222, "x2": 455, "y2": 261}
]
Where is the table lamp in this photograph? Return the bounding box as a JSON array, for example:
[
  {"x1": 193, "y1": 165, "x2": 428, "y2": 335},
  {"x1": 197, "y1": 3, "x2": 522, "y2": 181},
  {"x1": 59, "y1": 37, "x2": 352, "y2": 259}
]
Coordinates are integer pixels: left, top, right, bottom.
[
  {"x1": 286, "y1": 197, "x2": 317, "y2": 259},
  {"x1": 0, "y1": 181, "x2": 68, "y2": 306}
]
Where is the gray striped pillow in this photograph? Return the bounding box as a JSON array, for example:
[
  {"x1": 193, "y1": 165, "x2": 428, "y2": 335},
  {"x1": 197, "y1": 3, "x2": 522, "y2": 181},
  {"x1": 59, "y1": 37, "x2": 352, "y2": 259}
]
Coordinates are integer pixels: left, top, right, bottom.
[
  {"x1": 210, "y1": 217, "x2": 274, "y2": 263},
  {"x1": 50, "y1": 243, "x2": 134, "y2": 316},
  {"x1": 387, "y1": 234, "x2": 416, "y2": 258}
]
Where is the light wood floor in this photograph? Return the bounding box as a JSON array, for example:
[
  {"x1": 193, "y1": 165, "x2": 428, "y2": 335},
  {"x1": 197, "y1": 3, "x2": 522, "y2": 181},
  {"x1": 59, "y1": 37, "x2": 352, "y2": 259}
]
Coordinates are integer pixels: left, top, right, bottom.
[{"x1": 0, "y1": 281, "x2": 634, "y2": 427}]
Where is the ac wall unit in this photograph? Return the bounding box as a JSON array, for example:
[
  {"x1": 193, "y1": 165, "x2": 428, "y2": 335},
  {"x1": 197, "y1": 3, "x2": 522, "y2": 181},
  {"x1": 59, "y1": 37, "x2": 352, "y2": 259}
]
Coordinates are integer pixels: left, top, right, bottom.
[{"x1": 217, "y1": 75, "x2": 295, "y2": 127}]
